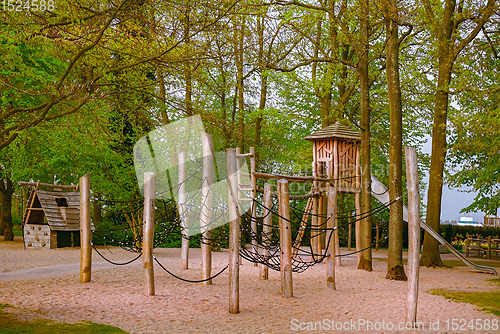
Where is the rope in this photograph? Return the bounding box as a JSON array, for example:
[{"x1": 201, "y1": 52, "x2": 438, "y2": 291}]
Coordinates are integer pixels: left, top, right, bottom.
[
  {"x1": 92, "y1": 243, "x2": 143, "y2": 265},
  {"x1": 153, "y1": 255, "x2": 229, "y2": 283}
]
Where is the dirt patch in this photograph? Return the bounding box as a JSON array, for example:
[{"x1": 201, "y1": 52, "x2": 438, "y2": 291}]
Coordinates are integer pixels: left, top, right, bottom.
[{"x1": 1, "y1": 237, "x2": 499, "y2": 333}]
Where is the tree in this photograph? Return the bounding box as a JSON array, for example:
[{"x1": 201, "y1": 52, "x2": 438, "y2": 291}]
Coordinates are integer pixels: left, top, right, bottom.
[
  {"x1": 420, "y1": 0, "x2": 497, "y2": 267},
  {"x1": 0, "y1": 0, "x2": 240, "y2": 151},
  {"x1": 447, "y1": 27, "x2": 500, "y2": 215},
  {"x1": 383, "y1": 0, "x2": 412, "y2": 280}
]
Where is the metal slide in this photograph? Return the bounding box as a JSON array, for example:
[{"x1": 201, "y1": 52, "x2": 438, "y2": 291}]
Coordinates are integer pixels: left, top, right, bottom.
[{"x1": 370, "y1": 174, "x2": 498, "y2": 276}]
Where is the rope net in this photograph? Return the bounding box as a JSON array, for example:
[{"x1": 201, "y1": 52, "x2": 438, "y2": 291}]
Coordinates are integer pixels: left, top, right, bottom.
[{"x1": 90, "y1": 165, "x2": 397, "y2": 278}]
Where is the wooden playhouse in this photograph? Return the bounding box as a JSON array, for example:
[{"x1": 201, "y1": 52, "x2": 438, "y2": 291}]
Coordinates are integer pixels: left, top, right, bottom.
[{"x1": 20, "y1": 182, "x2": 81, "y2": 249}]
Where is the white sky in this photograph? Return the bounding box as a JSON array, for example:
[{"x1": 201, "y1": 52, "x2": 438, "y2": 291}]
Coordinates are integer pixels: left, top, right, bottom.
[{"x1": 420, "y1": 138, "x2": 486, "y2": 223}]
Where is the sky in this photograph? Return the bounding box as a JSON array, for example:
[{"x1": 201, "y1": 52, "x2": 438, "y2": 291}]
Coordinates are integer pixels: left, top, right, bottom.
[{"x1": 420, "y1": 138, "x2": 487, "y2": 223}]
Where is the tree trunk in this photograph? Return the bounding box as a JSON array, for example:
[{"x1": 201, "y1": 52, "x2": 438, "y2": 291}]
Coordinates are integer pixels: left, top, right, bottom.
[
  {"x1": 235, "y1": 17, "x2": 246, "y2": 150},
  {"x1": 420, "y1": 62, "x2": 452, "y2": 267},
  {"x1": 358, "y1": 0, "x2": 372, "y2": 271},
  {"x1": 420, "y1": 0, "x2": 456, "y2": 268},
  {"x1": 183, "y1": 0, "x2": 193, "y2": 117},
  {"x1": 255, "y1": 13, "x2": 267, "y2": 166},
  {"x1": 385, "y1": 0, "x2": 407, "y2": 281},
  {"x1": 92, "y1": 197, "x2": 102, "y2": 226},
  {"x1": 0, "y1": 177, "x2": 14, "y2": 241}
]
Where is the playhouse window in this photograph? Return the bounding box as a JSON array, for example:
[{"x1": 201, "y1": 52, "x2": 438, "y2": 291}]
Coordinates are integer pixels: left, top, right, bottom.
[{"x1": 55, "y1": 198, "x2": 69, "y2": 207}]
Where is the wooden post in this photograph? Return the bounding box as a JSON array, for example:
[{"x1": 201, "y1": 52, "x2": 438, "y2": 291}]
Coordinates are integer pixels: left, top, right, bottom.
[
  {"x1": 311, "y1": 195, "x2": 319, "y2": 261},
  {"x1": 311, "y1": 162, "x2": 319, "y2": 261},
  {"x1": 79, "y1": 174, "x2": 91, "y2": 283},
  {"x1": 278, "y1": 179, "x2": 293, "y2": 298},
  {"x1": 375, "y1": 223, "x2": 380, "y2": 250},
  {"x1": 179, "y1": 152, "x2": 189, "y2": 270},
  {"x1": 405, "y1": 146, "x2": 420, "y2": 325},
  {"x1": 466, "y1": 234, "x2": 470, "y2": 257},
  {"x1": 326, "y1": 186, "x2": 337, "y2": 289},
  {"x1": 488, "y1": 236, "x2": 492, "y2": 260},
  {"x1": 317, "y1": 191, "x2": 324, "y2": 257},
  {"x1": 260, "y1": 183, "x2": 273, "y2": 280},
  {"x1": 235, "y1": 147, "x2": 243, "y2": 266},
  {"x1": 227, "y1": 149, "x2": 240, "y2": 314},
  {"x1": 355, "y1": 192, "x2": 361, "y2": 265},
  {"x1": 334, "y1": 204, "x2": 341, "y2": 266},
  {"x1": 143, "y1": 172, "x2": 155, "y2": 296},
  {"x1": 250, "y1": 147, "x2": 258, "y2": 266},
  {"x1": 348, "y1": 215, "x2": 352, "y2": 251},
  {"x1": 201, "y1": 134, "x2": 214, "y2": 284},
  {"x1": 293, "y1": 197, "x2": 313, "y2": 258}
]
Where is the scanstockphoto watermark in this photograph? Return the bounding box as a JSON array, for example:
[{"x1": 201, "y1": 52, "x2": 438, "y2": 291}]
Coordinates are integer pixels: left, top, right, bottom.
[
  {"x1": 290, "y1": 319, "x2": 426, "y2": 332},
  {"x1": 290, "y1": 318, "x2": 499, "y2": 332}
]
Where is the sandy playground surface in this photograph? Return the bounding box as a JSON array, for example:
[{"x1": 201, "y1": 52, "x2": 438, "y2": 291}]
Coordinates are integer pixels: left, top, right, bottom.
[{"x1": 1, "y1": 237, "x2": 499, "y2": 334}]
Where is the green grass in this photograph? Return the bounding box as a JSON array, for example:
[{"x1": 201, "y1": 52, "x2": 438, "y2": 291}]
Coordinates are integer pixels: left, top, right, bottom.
[
  {"x1": 431, "y1": 289, "x2": 500, "y2": 317},
  {"x1": 0, "y1": 304, "x2": 128, "y2": 333}
]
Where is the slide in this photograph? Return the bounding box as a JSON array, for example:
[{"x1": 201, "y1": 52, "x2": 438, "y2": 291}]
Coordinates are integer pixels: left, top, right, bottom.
[{"x1": 370, "y1": 174, "x2": 498, "y2": 276}]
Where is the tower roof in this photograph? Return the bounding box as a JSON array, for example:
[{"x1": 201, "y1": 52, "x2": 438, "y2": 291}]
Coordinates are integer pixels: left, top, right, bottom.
[{"x1": 304, "y1": 122, "x2": 361, "y2": 141}]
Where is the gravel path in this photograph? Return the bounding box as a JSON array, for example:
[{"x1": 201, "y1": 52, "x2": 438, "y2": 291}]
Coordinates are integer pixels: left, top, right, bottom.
[{"x1": 1, "y1": 237, "x2": 499, "y2": 333}]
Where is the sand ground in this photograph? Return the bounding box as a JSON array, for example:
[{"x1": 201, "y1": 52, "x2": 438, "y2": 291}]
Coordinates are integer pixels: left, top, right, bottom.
[{"x1": 1, "y1": 237, "x2": 499, "y2": 333}]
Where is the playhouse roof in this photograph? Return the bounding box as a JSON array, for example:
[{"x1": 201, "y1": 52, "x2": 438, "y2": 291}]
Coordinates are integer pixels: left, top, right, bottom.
[
  {"x1": 21, "y1": 189, "x2": 80, "y2": 231},
  {"x1": 304, "y1": 122, "x2": 361, "y2": 142}
]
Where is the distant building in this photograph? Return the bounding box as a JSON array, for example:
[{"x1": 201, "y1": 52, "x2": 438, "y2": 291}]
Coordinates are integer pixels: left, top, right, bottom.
[
  {"x1": 440, "y1": 219, "x2": 457, "y2": 225},
  {"x1": 457, "y1": 216, "x2": 483, "y2": 227}
]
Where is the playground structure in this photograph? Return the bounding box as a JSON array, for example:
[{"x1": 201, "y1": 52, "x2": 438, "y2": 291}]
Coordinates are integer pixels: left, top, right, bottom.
[
  {"x1": 75, "y1": 122, "x2": 498, "y2": 322},
  {"x1": 19, "y1": 181, "x2": 81, "y2": 249}
]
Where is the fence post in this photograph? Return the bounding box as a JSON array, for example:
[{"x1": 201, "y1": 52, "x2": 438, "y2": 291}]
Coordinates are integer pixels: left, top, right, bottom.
[
  {"x1": 405, "y1": 146, "x2": 420, "y2": 325},
  {"x1": 250, "y1": 147, "x2": 258, "y2": 266},
  {"x1": 260, "y1": 183, "x2": 273, "y2": 280},
  {"x1": 143, "y1": 172, "x2": 155, "y2": 296},
  {"x1": 179, "y1": 152, "x2": 189, "y2": 270},
  {"x1": 278, "y1": 179, "x2": 293, "y2": 298},
  {"x1": 200, "y1": 134, "x2": 214, "y2": 284},
  {"x1": 79, "y1": 173, "x2": 91, "y2": 283},
  {"x1": 355, "y1": 192, "x2": 361, "y2": 265},
  {"x1": 326, "y1": 186, "x2": 337, "y2": 289},
  {"x1": 488, "y1": 236, "x2": 491, "y2": 260},
  {"x1": 348, "y1": 215, "x2": 352, "y2": 251},
  {"x1": 466, "y1": 235, "x2": 470, "y2": 257},
  {"x1": 227, "y1": 148, "x2": 240, "y2": 314}
]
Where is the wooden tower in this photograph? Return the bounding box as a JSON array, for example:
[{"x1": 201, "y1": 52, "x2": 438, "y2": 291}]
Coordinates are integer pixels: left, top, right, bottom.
[{"x1": 304, "y1": 122, "x2": 361, "y2": 193}]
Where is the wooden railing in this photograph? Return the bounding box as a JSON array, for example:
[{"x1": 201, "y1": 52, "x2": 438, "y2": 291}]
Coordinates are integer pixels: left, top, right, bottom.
[
  {"x1": 466, "y1": 235, "x2": 500, "y2": 259},
  {"x1": 484, "y1": 216, "x2": 500, "y2": 227}
]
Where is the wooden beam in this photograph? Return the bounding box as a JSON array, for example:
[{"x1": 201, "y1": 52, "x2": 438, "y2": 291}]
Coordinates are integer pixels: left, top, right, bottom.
[
  {"x1": 260, "y1": 183, "x2": 273, "y2": 280},
  {"x1": 326, "y1": 186, "x2": 337, "y2": 289},
  {"x1": 292, "y1": 197, "x2": 313, "y2": 258},
  {"x1": 143, "y1": 172, "x2": 155, "y2": 296},
  {"x1": 179, "y1": 151, "x2": 189, "y2": 270},
  {"x1": 18, "y1": 181, "x2": 78, "y2": 190},
  {"x1": 278, "y1": 179, "x2": 293, "y2": 298},
  {"x1": 250, "y1": 147, "x2": 258, "y2": 267},
  {"x1": 236, "y1": 153, "x2": 253, "y2": 158},
  {"x1": 355, "y1": 192, "x2": 361, "y2": 265},
  {"x1": 79, "y1": 174, "x2": 91, "y2": 284},
  {"x1": 227, "y1": 148, "x2": 240, "y2": 314},
  {"x1": 200, "y1": 133, "x2": 214, "y2": 285},
  {"x1": 405, "y1": 146, "x2": 420, "y2": 324},
  {"x1": 254, "y1": 172, "x2": 339, "y2": 183}
]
